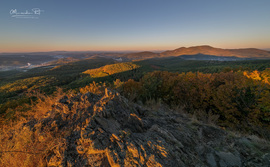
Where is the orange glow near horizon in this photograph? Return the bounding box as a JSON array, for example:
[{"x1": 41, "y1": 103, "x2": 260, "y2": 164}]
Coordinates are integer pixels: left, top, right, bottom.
[
  {"x1": 0, "y1": 43, "x2": 178, "y2": 53},
  {"x1": 1, "y1": 41, "x2": 269, "y2": 53}
]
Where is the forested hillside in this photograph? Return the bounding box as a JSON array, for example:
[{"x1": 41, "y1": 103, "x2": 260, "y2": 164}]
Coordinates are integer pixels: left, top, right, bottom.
[{"x1": 1, "y1": 56, "x2": 270, "y2": 166}]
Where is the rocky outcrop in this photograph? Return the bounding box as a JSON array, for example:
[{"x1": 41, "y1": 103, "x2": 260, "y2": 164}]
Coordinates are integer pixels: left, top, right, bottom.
[{"x1": 21, "y1": 90, "x2": 270, "y2": 166}]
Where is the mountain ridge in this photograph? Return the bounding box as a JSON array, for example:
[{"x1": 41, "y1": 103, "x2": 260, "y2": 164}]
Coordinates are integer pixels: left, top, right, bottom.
[
  {"x1": 160, "y1": 45, "x2": 270, "y2": 59},
  {"x1": 120, "y1": 45, "x2": 270, "y2": 60},
  {"x1": 1, "y1": 45, "x2": 270, "y2": 60}
]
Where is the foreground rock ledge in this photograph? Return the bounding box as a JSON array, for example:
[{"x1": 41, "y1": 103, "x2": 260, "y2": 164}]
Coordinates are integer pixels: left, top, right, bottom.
[{"x1": 20, "y1": 90, "x2": 270, "y2": 167}]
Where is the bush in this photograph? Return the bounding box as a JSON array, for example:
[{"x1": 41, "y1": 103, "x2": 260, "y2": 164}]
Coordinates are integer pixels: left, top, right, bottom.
[{"x1": 121, "y1": 70, "x2": 270, "y2": 136}]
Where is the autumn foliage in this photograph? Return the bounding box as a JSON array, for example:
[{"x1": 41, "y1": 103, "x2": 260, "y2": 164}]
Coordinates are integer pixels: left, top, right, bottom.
[{"x1": 120, "y1": 69, "x2": 270, "y2": 136}]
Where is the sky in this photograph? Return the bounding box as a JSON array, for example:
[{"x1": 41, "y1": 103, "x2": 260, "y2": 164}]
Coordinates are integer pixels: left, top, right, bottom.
[{"x1": 0, "y1": 0, "x2": 270, "y2": 52}]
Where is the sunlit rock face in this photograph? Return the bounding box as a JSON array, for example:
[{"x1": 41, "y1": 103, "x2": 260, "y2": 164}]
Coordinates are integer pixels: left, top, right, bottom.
[{"x1": 4, "y1": 88, "x2": 270, "y2": 167}]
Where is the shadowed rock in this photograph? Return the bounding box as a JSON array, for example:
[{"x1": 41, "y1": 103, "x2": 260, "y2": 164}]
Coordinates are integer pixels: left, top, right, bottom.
[{"x1": 17, "y1": 90, "x2": 270, "y2": 166}]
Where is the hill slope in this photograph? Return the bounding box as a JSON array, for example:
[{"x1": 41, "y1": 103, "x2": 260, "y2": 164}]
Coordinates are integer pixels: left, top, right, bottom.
[
  {"x1": 83, "y1": 62, "x2": 140, "y2": 78},
  {"x1": 1, "y1": 88, "x2": 269, "y2": 166},
  {"x1": 122, "y1": 51, "x2": 160, "y2": 60}
]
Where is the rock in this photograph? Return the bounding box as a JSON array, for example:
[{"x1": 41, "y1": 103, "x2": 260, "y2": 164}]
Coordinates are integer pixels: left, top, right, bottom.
[
  {"x1": 216, "y1": 151, "x2": 242, "y2": 167},
  {"x1": 195, "y1": 145, "x2": 205, "y2": 156},
  {"x1": 126, "y1": 113, "x2": 144, "y2": 133},
  {"x1": 95, "y1": 117, "x2": 109, "y2": 130},
  {"x1": 108, "y1": 100, "x2": 114, "y2": 106},
  {"x1": 59, "y1": 95, "x2": 69, "y2": 104},
  {"x1": 262, "y1": 153, "x2": 270, "y2": 166},
  {"x1": 98, "y1": 127, "x2": 105, "y2": 133},
  {"x1": 206, "y1": 153, "x2": 217, "y2": 167},
  {"x1": 135, "y1": 105, "x2": 146, "y2": 115},
  {"x1": 149, "y1": 124, "x2": 184, "y2": 148},
  {"x1": 201, "y1": 125, "x2": 226, "y2": 141},
  {"x1": 11, "y1": 89, "x2": 270, "y2": 167}
]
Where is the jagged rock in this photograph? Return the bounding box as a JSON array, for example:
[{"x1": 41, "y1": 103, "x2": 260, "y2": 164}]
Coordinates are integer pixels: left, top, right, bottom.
[
  {"x1": 262, "y1": 153, "x2": 270, "y2": 166},
  {"x1": 206, "y1": 153, "x2": 217, "y2": 167},
  {"x1": 59, "y1": 95, "x2": 69, "y2": 104},
  {"x1": 216, "y1": 151, "x2": 242, "y2": 167},
  {"x1": 11, "y1": 89, "x2": 270, "y2": 167},
  {"x1": 95, "y1": 117, "x2": 110, "y2": 130},
  {"x1": 126, "y1": 113, "x2": 144, "y2": 133},
  {"x1": 201, "y1": 125, "x2": 226, "y2": 141}
]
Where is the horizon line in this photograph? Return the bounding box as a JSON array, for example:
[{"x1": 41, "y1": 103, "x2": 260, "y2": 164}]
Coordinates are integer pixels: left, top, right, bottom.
[{"x1": 1, "y1": 45, "x2": 269, "y2": 54}]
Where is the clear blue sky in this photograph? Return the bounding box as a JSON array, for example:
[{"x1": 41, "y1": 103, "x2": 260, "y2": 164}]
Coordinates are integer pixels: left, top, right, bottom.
[{"x1": 0, "y1": 0, "x2": 270, "y2": 52}]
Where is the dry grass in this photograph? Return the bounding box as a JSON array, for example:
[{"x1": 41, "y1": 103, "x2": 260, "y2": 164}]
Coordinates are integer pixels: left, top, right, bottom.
[
  {"x1": 0, "y1": 83, "x2": 108, "y2": 166},
  {"x1": 0, "y1": 122, "x2": 66, "y2": 167},
  {"x1": 0, "y1": 88, "x2": 67, "y2": 166},
  {"x1": 145, "y1": 98, "x2": 162, "y2": 111},
  {"x1": 195, "y1": 110, "x2": 220, "y2": 125},
  {"x1": 28, "y1": 88, "x2": 65, "y2": 119},
  {"x1": 80, "y1": 81, "x2": 105, "y2": 95}
]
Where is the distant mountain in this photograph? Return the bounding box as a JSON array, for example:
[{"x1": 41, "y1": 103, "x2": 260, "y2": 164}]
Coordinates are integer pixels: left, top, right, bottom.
[
  {"x1": 160, "y1": 45, "x2": 270, "y2": 59},
  {"x1": 177, "y1": 54, "x2": 252, "y2": 61},
  {"x1": 122, "y1": 51, "x2": 160, "y2": 60},
  {"x1": 0, "y1": 55, "x2": 58, "y2": 68},
  {"x1": 120, "y1": 46, "x2": 270, "y2": 60}
]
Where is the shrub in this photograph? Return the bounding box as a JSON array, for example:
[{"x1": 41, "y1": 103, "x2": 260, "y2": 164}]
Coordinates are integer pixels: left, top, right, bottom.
[{"x1": 120, "y1": 70, "x2": 270, "y2": 137}]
